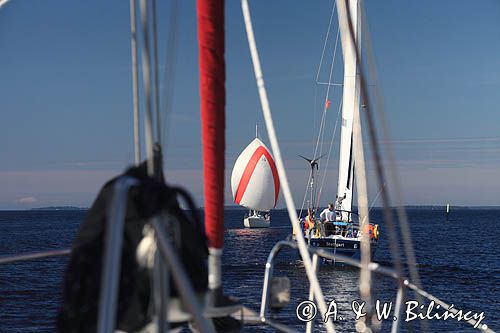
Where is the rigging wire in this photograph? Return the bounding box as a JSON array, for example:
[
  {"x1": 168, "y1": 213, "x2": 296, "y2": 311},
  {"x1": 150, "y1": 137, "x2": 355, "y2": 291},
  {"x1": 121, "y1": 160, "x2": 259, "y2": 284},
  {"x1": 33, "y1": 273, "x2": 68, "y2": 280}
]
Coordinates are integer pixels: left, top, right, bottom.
[
  {"x1": 309, "y1": 26, "x2": 340, "y2": 208},
  {"x1": 312, "y1": 26, "x2": 340, "y2": 162},
  {"x1": 341, "y1": 5, "x2": 407, "y2": 322},
  {"x1": 241, "y1": 1, "x2": 335, "y2": 331},
  {"x1": 298, "y1": 172, "x2": 312, "y2": 219},
  {"x1": 352, "y1": 76, "x2": 374, "y2": 333},
  {"x1": 333, "y1": 2, "x2": 375, "y2": 330},
  {"x1": 152, "y1": 0, "x2": 161, "y2": 144},
  {"x1": 359, "y1": 0, "x2": 426, "y2": 325},
  {"x1": 367, "y1": 183, "x2": 384, "y2": 214},
  {"x1": 312, "y1": 0, "x2": 336, "y2": 155},
  {"x1": 304, "y1": 2, "x2": 340, "y2": 215},
  {"x1": 129, "y1": 0, "x2": 141, "y2": 165},
  {"x1": 312, "y1": 85, "x2": 318, "y2": 158},
  {"x1": 160, "y1": 0, "x2": 180, "y2": 155},
  {"x1": 315, "y1": 1, "x2": 337, "y2": 83},
  {"x1": 314, "y1": 99, "x2": 342, "y2": 209},
  {"x1": 0, "y1": 249, "x2": 71, "y2": 265}
]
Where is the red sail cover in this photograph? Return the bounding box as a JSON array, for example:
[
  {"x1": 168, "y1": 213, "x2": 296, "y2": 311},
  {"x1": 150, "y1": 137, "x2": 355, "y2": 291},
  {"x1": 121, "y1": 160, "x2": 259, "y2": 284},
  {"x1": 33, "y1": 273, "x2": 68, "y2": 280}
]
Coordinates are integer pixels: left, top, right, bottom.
[{"x1": 197, "y1": 0, "x2": 225, "y2": 249}]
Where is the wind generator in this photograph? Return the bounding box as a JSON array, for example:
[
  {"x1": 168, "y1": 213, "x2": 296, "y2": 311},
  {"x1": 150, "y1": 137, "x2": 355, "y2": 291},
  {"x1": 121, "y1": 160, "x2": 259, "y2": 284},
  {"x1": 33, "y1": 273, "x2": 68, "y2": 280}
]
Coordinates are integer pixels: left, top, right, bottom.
[{"x1": 300, "y1": 154, "x2": 326, "y2": 212}]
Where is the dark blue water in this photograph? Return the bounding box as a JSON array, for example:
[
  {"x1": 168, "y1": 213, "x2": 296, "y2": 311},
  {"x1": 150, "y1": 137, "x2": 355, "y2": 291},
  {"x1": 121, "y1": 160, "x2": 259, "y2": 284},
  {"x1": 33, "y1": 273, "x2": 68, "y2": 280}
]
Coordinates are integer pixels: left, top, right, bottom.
[{"x1": 0, "y1": 208, "x2": 498, "y2": 332}]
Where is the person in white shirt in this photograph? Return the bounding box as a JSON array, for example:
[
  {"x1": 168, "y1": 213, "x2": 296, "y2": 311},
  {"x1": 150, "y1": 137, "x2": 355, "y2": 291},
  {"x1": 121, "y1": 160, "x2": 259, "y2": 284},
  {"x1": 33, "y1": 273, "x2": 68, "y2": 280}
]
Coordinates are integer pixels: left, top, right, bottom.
[
  {"x1": 320, "y1": 203, "x2": 335, "y2": 236},
  {"x1": 320, "y1": 203, "x2": 335, "y2": 222}
]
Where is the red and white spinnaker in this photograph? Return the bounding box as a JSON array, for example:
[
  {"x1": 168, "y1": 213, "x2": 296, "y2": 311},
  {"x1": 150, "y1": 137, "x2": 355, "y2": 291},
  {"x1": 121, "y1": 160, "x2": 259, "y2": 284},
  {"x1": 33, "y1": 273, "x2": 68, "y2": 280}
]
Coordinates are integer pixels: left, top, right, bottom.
[{"x1": 231, "y1": 138, "x2": 280, "y2": 211}]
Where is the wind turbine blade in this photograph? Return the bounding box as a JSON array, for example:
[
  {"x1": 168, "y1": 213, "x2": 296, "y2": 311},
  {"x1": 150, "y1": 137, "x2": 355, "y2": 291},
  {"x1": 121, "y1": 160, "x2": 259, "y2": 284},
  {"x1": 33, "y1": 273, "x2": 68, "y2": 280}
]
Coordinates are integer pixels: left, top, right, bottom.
[
  {"x1": 313, "y1": 153, "x2": 328, "y2": 162},
  {"x1": 299, "y1": 155, "x2": 313, "y2": 163}
]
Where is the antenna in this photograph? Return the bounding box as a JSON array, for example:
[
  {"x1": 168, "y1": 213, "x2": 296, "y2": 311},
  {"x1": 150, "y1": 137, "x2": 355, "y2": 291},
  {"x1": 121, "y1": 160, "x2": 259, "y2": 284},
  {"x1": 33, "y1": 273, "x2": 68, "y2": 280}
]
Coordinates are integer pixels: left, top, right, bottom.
[{"x1": 255, "y1": 122, "x2": 259, "y2": 138}]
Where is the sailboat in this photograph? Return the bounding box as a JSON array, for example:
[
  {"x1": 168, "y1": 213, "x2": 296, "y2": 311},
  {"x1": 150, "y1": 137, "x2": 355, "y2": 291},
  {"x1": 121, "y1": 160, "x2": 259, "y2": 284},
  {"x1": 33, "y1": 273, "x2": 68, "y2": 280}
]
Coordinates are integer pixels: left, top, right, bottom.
[
  {"x1": 231, "y1": 125, "x2": 280, "y2": 228},
  {"x1": 1, "y1": 0, "x2": 495, "y2": 332},
  {"x1": 299, "y1": 0, "x2": 379, "y2": 261}
]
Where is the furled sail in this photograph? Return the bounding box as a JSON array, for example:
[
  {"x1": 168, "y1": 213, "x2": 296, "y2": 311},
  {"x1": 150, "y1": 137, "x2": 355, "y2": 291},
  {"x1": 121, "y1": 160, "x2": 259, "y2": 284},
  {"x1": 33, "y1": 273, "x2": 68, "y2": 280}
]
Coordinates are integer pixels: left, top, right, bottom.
[
  {"x1": 231, "y1": 138, "x2": 279, "y2": 211},
  {"x1": 336, "y1": 0, "x2": 361, "y2": 220},
  {"x1": 197, "y1": 0, "x2": 225, "y2": 250}
]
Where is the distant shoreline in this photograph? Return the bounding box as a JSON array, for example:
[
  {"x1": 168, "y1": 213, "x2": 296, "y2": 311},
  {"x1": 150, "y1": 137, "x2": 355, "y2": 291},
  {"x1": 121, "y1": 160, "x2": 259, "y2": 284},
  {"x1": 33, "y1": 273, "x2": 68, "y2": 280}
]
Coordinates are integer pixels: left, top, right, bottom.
[
  {"x1": 29, "y1": 206, "x2": 88, "y2": 211},
  {"x1": 0, "y1": 205, "x2": 498, "y2": 212}
]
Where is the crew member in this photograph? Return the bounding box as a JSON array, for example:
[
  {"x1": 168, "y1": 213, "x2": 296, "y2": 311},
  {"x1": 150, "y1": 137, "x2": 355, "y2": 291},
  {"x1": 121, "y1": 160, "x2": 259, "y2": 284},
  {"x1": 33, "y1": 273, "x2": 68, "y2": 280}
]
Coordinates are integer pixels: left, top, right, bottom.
[
  {"x1": 320, "y1": 203, "x2": 335, "y2": 236},
  {"x1": 320, "y1": 203, "x2": 335, "y2": 222}
]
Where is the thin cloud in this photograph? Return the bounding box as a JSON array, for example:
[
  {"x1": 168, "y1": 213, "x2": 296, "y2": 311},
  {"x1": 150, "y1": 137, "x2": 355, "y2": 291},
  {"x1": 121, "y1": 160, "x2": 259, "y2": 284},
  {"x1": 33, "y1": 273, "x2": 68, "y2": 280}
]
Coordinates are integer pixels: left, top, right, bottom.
[
  {"x1": 385, "y1": 136, "x2": 500, "y2": 144},
  {"x1": 267, "y1": 73, "x2": 313, "y2": 82},
  {"x1": 63, "y1": 161, "x2": 125, "y2": 170},
  {"x1": 17, "y1": 196, "x2": 38, "y2": 204}
]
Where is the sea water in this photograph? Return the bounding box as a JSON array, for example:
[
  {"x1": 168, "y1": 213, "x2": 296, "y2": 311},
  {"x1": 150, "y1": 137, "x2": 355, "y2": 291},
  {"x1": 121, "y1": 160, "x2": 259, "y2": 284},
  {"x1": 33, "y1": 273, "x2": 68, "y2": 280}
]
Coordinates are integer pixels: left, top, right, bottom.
[{"x1": 0, "y1": 208, "x2": 498, "y2": 332}]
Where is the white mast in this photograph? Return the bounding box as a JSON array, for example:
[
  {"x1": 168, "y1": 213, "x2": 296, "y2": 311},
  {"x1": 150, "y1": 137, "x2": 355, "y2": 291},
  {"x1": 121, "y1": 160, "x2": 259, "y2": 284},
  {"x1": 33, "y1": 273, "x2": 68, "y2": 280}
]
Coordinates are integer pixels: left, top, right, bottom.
[{"x1": 336, "y1": 0, "x2": 361, "y2": 221}]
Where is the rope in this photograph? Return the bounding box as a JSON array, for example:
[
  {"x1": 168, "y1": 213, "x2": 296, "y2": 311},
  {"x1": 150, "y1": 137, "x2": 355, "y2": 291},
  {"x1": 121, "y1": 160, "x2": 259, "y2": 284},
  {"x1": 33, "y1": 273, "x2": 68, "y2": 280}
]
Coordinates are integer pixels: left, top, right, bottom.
[
  {"x1": 241, "y1": 1, "x2": 334, "y2": 331},
  {"x1": 314, "y1": 99, "x2": 342, "y2": 209},
  {"x1": 0, "y1": 249, "x2": 71, "y2": 265}
]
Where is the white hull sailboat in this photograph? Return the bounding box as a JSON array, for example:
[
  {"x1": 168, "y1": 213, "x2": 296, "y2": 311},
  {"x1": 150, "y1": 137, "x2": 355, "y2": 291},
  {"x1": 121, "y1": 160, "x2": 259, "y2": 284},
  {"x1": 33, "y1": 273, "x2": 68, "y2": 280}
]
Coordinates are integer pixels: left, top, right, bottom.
[
  {"x1": 0, "y1": 0, "x2": 493, "y2": 333},
  {"x1": 243, "y1": 210, "x2": 270, "y2": 228},
  {"x1": 231, "y1": 128, "x2": 280, "y2": 228},
  {"x1": 300, "y1": 0, "x2": 379, "y2": 262},
  {"x1": 1, "y1": 0, "x2": 494, "y2": 332}
]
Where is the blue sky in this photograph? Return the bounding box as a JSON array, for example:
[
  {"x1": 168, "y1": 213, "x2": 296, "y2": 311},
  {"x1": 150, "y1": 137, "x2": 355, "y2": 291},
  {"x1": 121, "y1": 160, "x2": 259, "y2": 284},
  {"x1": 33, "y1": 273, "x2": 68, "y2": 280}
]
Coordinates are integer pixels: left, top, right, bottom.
[{"x1": 1, "y1": 0, "x2": 499, "y2": 209}]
